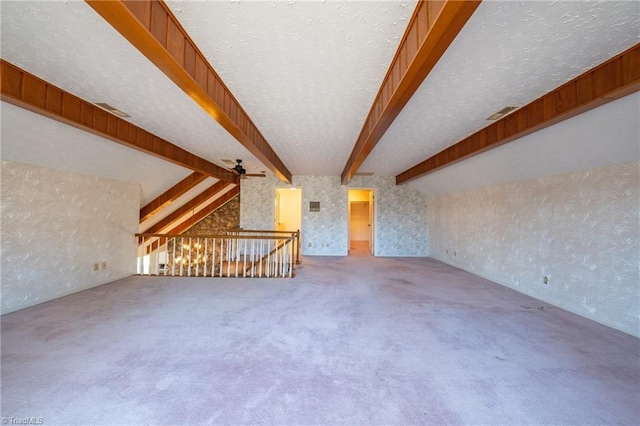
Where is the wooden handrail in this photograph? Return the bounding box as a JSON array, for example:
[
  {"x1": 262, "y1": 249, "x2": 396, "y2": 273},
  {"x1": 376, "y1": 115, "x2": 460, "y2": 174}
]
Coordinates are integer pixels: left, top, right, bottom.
[{"x1": 136, "y1": 232, "x2": 297, "y2": 240}]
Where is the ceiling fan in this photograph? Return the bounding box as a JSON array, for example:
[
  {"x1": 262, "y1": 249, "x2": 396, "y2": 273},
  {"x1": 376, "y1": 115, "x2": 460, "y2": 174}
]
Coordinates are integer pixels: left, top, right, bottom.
[{"x1": 228, "y1": 159, "x2": 266, "y2": 179}]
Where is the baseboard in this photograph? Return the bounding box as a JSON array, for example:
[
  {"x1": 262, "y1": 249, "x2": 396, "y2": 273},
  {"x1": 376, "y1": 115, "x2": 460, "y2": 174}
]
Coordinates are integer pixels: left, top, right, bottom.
[{"x1": 429, "y1": 255, "x2": 639, "y2": 338}]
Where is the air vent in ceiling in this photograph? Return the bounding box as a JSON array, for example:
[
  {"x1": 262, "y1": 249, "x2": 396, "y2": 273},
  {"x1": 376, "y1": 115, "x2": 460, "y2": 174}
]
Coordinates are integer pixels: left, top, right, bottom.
[
  {"x1": 486, "y1": 106, "x2": 518, "y2": 121},
  {"x1": 94, "y1": 102, "x2": 130, "y2": 118},
  {"x1": 221, "y1": 159, "x2": 236, "y2": 165},
  {"x1": 354, "y1": 172, "x2": 375, "y2": 176}
]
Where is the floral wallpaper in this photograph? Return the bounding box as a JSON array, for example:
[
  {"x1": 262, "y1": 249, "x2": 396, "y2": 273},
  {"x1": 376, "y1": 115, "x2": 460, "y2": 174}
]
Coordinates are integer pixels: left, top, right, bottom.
[
  {"x1": 428, "y1": 161, "x2": 639, "y2": 337},
  {"x1": 240, "y1": 175, "x2": 428, "y2": 256},
  {"x1": 1, "y1": 161, "x2": 140, "y2": 314}
]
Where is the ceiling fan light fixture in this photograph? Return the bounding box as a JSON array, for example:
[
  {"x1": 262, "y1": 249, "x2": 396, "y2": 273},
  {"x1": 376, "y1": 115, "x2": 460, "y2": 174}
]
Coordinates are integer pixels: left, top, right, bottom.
[
  {"x1": 486, "y1": 106, "x2": 518, "y2": 121},
  {"x1": 94, "y1": 102, "x2": 130, "y2": 118},
  {"x1": 232, "y1": 159, "x2": 246, "y2": 176}
]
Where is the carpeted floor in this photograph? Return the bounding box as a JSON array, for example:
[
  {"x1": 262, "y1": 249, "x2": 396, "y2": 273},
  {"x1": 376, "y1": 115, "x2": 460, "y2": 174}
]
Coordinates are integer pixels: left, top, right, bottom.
[{"x1": 2, "y1": 256, "x2": 638, "y2": 425}]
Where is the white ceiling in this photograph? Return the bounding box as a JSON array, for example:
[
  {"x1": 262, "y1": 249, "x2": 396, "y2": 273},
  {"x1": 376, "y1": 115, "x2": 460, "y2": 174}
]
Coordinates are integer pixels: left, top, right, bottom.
[
  {"x1": 408, "y1": 92, "x2": 640, "y2": 196},
  {"x1": 139, "y1": 176, "x2": 220, "y2": 232},
  {"x1": 363, "y1": 0, "x2": 640, "y2": 176},
  {"x1": 1, "y1": 0, "x2": 638, "y2": 206},
  {"x1": 166, "y1": 0, "x2": 416, "y2": 176},
  {"x1": 0, "y1": 0, "x2": 265, "y2": 174},
  {"x1": 0, "y1": 102, "x2": 191, "y2": 206}
]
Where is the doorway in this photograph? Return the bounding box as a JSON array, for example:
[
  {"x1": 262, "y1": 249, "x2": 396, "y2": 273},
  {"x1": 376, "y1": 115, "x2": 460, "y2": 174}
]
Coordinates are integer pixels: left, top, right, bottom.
[
  {"x1": 275, "y1": 187, "x2": 302, "y2": 232},
  {"x1": 348, "y1": 189, "x2": 374, "y2": 256}
]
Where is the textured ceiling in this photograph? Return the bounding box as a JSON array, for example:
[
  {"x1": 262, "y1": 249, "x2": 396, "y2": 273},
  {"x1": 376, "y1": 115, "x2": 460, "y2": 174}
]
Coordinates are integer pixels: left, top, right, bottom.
[
  {"x1": 408, "y1": 92, "x2": 640, "y2": 196},
  {"x1": 0, "y1": 0, "x2": 265, "y2": 174},
  {"x1": 362, "y1": 0, "x2": 640, "y2": 176},
  {"x1": 0, "y1": 0, "x2": 638, "y2": 205},
  {"x1": 139, "y1": 179, "x2": 237, "y2": 234},
  {"x1": 166, "y1": 0, "x2": 416, "y2": 176},
  {"x1": 0, "y1": 103, "x2": 190, "y2": 206},
  {"x1": 139, "y1": 177, "x2": 219, "y2": 232}
]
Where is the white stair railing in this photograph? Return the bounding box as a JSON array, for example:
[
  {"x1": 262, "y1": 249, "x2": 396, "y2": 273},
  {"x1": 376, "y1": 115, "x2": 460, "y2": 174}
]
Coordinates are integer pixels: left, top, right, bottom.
[{"x1": 136, "y1": 229, "x2": 300, "y2": 278}]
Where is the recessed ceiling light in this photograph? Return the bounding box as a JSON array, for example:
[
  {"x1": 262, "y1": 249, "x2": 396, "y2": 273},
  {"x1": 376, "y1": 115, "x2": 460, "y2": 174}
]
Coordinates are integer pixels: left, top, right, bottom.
[
  {"x1": 486, "y1": 106, "x2": 518, "y2": 121},
  {"x1": 94, "y1": 102, "x2": 130, "y2": 118}
]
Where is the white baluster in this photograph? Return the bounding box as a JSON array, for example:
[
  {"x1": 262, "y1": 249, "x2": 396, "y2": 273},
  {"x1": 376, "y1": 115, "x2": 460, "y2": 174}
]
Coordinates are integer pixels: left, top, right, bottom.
[
  {"x1": 179, "y1": 237, "x2": 184, "y2": 277},
  {"x1": 219, "y1": 238, "x2": 224, "y2": 277},
  {"x1": 250, "y1": 239, "x2": 255, "y2": 277},
  {"x1": 211, "y1": 238, "x2": 216, "y2": 277},
  {"x1": 187, "y1": 237, "x2": 192, "y2": 277},
  {"x1": 195, "y1": 237, "x2": 201, "y2": 277},
  {"x1": 267, "y1": 239, "x2": 271, "y2": 277},
  {"x1": 259, "y1": 239, "x2": 264, "y2": 277},
  {"x1": 289, "y1": 238, "x2": 293, "y2": 277},
  {"x1": 171, "y1": 238, "x2": 176, "y2": 276},
  {"x1": 234, "y1": 236, "x2": 238, "y2": 277},
  {"x1": 227, "y1": 238, "x2": 232, "y2": 277},
  {"x1": 203, "y1": 238, "x2": 208, "y2": 277}
]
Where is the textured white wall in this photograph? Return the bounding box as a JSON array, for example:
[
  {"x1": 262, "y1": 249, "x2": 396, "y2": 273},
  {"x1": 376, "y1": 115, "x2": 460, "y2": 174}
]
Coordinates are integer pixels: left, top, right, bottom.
[
  {"x1": 428, "y1": 162, "x2": 639, "y2": 337},
  {"x1": 241, "y1": 175, "x2": 428, "y2": 256},
  {"x1": 1, "y1": 161, "x2": 140, "y2": 314}
]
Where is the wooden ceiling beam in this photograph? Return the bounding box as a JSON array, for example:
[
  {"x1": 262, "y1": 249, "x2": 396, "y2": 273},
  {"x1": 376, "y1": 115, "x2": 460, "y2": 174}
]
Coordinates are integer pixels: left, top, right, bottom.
[
  {"x1": 143, "y1": 187, "x2": 239, "y2": 253},
  {"x1": 166, "y1": 185, "x2": 240, "y2": 235},
  {"x1": 86, "y1": 0, "x2": 292, "y2": 183},
  {"x1": 396, "y1": 43, "x2": 640, "y2": 185},
  {"x1": 139, "y1": 171, "x2": 208, "y2": 223},
  {"x1": 341, "y1": 0, "x2": 482, "y2": 184},
  {"x1": 142, "y1": 181, "x2": 234, "y2": 235},
  {"x1": 141, "y1": 185, "x2": 239, "y2": 253},
  {"x1": 0, "y1": 60, "x2": 237, "y2": 183}
]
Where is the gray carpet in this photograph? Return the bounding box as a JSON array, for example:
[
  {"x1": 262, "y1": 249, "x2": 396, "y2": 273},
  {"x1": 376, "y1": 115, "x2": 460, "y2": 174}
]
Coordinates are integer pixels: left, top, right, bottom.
[{"x1": 2, "y1": 256, "x2": 638, "y2": 425}]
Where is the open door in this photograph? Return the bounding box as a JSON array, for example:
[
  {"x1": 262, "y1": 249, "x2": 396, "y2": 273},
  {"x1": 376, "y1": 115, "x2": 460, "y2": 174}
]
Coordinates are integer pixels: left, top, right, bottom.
[
  {"x1": 348, "y1": 189, "x2": 374, "y2": 256},
  {"x1": 275, "y1": 188, "x2": 302, "y2": 232},
  {"x1": 368, "y1": 190, "x2": 375, "y2": 255}
]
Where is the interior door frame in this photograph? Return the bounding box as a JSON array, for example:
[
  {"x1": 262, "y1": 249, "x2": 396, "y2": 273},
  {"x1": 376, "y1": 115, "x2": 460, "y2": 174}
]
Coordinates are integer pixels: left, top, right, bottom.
[
  {"x1": 347, "y1": 188, "x2": 375, "y2": 256},
  {"x1": 274, "y1": 187, "x2": 302, "y2": 233}
]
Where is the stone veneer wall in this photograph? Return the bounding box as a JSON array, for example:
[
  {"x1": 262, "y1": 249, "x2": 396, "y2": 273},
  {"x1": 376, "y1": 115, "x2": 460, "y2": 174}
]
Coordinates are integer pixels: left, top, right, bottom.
[
  {"x1": 183, "y1": 195, "x2": 240, "y2": 235},
  {"x1": 164, "y1": 195, "x2": 239, "y2": 276},
  {"x1": 428, "y1": 161, "x2": 639, "y2": 337}
]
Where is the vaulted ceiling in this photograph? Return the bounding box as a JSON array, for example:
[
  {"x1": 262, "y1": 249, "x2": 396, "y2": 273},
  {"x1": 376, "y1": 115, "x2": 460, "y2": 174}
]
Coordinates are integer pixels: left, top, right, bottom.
[{"x1": 1, "y1": 1, "x2": 638, "y2": 232}]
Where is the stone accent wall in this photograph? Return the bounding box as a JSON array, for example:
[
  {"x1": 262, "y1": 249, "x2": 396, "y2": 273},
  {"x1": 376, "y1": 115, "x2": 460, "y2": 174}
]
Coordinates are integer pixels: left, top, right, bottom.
[{"x1": 183, "y1": 195, "x2": 240, "y2": 235}]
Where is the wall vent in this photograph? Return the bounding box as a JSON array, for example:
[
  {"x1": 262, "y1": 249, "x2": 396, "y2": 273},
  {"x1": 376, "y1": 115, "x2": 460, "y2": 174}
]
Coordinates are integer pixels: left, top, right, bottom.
[
  {"x1": 486, "y1": 106, "x2": 518, "y2": 120},
  {"x1": 94, "y1": 102, "x2": 130, "y2": 118}
]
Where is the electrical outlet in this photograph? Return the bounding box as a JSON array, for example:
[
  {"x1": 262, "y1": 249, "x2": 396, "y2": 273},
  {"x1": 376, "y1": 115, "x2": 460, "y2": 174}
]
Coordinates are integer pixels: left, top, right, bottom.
[
  {"x1": 308, "y1": 242, "x2": 312, "y2": 247},
  {"x1": 446, "y1": 249, "x2": 449, "y2": 254},
  {"x1": 454, "y1": 251, "x2": 457, "y2": 257},
  {"x1": 93, "y1": 263, "x2": 99, "y2": 271},
  {"x1": 101, "y1": 261, "x2": 108, "y2": 270},
  {"x1": 543, "y1": 276, "x2": 548, "y2": 284}
]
